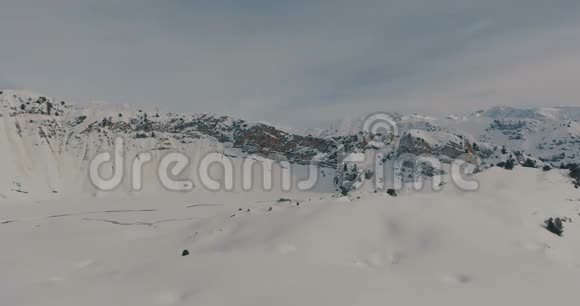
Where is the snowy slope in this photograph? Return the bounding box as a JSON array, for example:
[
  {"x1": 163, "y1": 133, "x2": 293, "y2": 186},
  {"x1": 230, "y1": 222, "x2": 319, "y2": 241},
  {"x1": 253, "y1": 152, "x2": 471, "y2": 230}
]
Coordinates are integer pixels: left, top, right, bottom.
[{"x1": 1, "y1": 168, "x2": 580, "y2": 306}]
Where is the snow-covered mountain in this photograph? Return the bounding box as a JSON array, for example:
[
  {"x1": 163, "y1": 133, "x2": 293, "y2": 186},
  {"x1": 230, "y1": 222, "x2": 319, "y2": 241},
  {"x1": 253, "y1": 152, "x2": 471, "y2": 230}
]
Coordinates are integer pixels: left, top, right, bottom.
[
  {"x1": 3, "y1": 90, "x2": 580, "y2": 306},
  {"x1": 444, "y1": 106, "x2": 580, "y2": 166},
  {"x1": 1, "y1": 90, "x2": 358, "y2": 199},
  {"x1": 321, "y1": 106, "x2": 580, "y2": 167},
  {"x1": 0, "y1": 89, "x2": 577, "y2": 199}
]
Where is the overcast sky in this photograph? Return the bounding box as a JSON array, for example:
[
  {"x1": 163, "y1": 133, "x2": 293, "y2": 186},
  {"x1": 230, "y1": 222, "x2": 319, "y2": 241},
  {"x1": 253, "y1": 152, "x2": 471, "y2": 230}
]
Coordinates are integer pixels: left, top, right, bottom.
[{"x1": 1, "y1": 0, "x2": 580, "y2": 126}]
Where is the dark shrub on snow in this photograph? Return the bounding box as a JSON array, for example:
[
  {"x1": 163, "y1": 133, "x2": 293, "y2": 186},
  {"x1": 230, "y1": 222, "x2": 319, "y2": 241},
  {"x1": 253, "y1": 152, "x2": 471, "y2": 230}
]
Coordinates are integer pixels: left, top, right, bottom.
[
  {"x1": 523, "y1": 158, "x2": 537, "y2": 168},
  {"x1": 504, "y1": 159, "x2": 516, "y2": 170},
  {"x1": 570, "y1": 166, "x2": 580, "y2": 183},
  {"x1": 544, "y1": 218, "x2": 564, "y2": 237},
  {"x1": 340, "y1": 186, "x2": 349, "y2": 196}
]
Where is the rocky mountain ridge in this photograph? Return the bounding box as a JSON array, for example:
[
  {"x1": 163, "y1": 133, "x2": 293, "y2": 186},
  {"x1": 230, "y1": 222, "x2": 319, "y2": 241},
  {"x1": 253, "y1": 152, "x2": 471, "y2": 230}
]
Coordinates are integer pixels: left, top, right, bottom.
[{"x1": 1, "y1": 89, "x2": 575, "y2": 198}]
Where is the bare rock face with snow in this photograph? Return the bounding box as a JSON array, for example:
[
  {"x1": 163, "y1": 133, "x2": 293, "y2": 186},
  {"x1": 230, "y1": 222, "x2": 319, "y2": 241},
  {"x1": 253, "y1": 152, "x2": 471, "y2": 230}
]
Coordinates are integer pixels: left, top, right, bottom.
[{"x1": 397, "y1": 130, "x2": 467, "y2": 159}]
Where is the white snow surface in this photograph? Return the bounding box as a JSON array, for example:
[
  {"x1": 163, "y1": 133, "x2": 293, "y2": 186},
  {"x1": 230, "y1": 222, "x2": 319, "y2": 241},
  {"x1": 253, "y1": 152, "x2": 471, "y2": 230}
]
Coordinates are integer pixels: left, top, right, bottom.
[{"x1": 2, "y1": 168, "x2": 580, "y2": 306}]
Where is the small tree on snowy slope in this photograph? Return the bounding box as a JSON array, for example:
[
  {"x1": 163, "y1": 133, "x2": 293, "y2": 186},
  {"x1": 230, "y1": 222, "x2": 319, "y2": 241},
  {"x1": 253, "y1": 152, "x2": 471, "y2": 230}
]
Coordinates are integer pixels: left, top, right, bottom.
[{"x1": 504, "y1": 159, "x2": 516, "y2": 170}]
